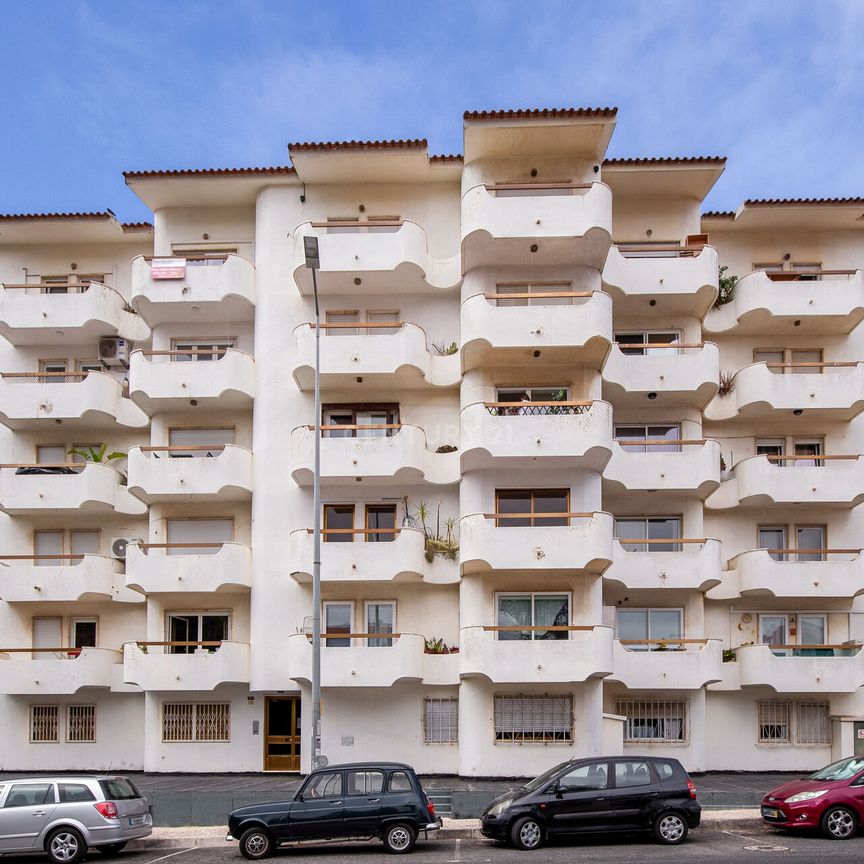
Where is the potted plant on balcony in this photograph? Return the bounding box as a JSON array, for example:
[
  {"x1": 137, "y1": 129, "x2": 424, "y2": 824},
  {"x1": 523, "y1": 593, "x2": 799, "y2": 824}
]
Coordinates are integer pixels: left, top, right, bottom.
[
  {"x1": 416, "y1": 501, "x2": 460, "y2": 562},
  {"x1": 424, "y1": 637, "x2": 459, "y2": 655},
  {"x1": 715, "y1": 266, "x2": 738, "y2": 306},
  {"x1": 67, "y1": 444, "x2": 127, "y2": 478}
]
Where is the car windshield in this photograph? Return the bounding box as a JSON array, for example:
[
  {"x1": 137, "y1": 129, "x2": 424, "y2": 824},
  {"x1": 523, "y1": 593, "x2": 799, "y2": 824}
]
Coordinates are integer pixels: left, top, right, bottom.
[
  {"x1": 522, "y1": 762, "x2": 570, "y2": 793},
  {"x1": 99, "y1": 778, "x2": 141, "y2": 800},
  {"x1": 809, "y1": 758, "x2": 864, "y2": 782}
]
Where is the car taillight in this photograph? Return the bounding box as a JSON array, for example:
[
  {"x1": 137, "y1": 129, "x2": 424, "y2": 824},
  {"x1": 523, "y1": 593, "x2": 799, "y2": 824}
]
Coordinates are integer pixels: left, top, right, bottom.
[
  {"x1": 94, "y1": 801, "x2": 119, "y2": 819},
  {"x1": 427, "y1": 800, "x2": 436, "y2": 818},
  {"x1": 688, "y1": 780, "x2": 697, "y2": 800}
]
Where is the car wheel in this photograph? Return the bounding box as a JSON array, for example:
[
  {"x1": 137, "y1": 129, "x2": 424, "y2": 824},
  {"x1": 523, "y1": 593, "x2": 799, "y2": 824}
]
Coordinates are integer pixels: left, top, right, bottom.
[
  {"x1": 45, "y1": 827, "x2": 87, "y2": 864},
  {"x1": 239, "y1": 826, "x2": 274, "y2": 860},
  {"x1": 382, "y1": 822, "x2": 417, "y2": 854},
  {"x1": 510, "y1": 816, "x2": 544, "y2": 851},
  {"x1": 97, "y1": 842, "x2": 128, "y2": 856},
  {"x1": 821, "y1": 806, "x2": 858, "y2": 840},
  {"x1": 654, "y1": 811, "x2": 688, "y2": 845}
]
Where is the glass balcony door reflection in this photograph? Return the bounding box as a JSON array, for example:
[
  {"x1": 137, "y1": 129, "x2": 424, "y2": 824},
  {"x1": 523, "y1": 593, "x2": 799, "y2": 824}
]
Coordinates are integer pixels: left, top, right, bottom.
[
  {"x1": 617, "y1": 608, "x2": 683, "y2": 650},
  {"x1": 496, "y1": 593, "x2": 569, "y2": 641},
  {"x1": 615, "y1": 517, "x2": 682, "y2": 552}
]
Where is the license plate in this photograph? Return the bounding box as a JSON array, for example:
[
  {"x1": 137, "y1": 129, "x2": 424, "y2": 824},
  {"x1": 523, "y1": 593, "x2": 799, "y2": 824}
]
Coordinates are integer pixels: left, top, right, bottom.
[
  {"x1": 762, "y1": 807, "x2": 781, "y2": 819},
  {"x1": 129, "y1": 815, "x2": 145, "y2": 826}
]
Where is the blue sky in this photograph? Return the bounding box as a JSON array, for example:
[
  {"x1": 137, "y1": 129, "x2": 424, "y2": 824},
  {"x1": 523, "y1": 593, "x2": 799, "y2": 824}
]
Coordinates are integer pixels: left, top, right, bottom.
[{"x1": 1, "y1": 0, "x2": 862, "y2": 223}]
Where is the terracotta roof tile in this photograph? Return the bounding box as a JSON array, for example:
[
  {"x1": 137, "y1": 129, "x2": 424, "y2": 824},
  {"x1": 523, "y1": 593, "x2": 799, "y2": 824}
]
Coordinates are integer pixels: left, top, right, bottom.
[
  {"x1": 121, "y1": 222, "x2": 154, "y2": 231},
  {"x1": 123, "y1": 165, "x2": 295, "y2": 180},
  {"x1": 604, "y1": 156, "x2": 726, "y2": 166},
  {"x1": 288, "y1": 139, "x2": 427, "y2": 152},
  {"x1": 464, "y1": 107, "x2": 617, "y2": 120},
  {"x1": 743, "y1": 197, "x2": 864, "y2": 207},
  {"x1": 0, "y1": 211, "x2": 114, "y2": 221},
  {"x1": 701, "y1": 211, "x2": 736, "y2": 219},
  {"x1": 429, "y1": 154, "x2": 463, "y2": 163}
]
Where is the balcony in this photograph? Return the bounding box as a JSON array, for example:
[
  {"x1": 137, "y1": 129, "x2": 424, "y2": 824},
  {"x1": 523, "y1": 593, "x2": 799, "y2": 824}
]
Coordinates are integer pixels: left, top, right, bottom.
[
  {"x1": 705, "y1": 362, "x2": 864, "y2": 421},
  {"x1": 291, "y1": 220, "x2": 460, "y2": 294},
  {"x1": 460, "y1": 290, "x2": 612, "y2": 371},
  {"x1": 128, "y1": 349, "x2": 255, "y2": 413},
  {"x1": 602, "y1": 343, "x2": 720, "y2": 407},
  {"x1": 710, "y1": 549, "x2": 864, "y2": 601},
  {"x1": 604, "y1": 539, "x2": 722, "y2": 592},
  {"x1": 705, "y1": 269, "x2": 864, "y2": 336},
  {"x1": 461, "y1": 181, "x2": 613, "y2": 271},
  {"x1": 459, "y1": 512, "x2": 613, "y2": 575},
  {"x1": 604, "y1": 439, "x2": 720, "y2": 497},
  {"x1": 0, "y1": 647, "x2": 128, "y2": 695},
  {"x1": 131, "y1": 254, "x2": 255, "y2": 324},
  {"x1": 125, "y1": 543, "x2": 253, "y2": 594},
  {"x1": 706, "y1": 455, "x2": 864, "y2": 510},
  {"x1": 292, "y1": 322, "x2": 460, "y2": 390},
  {"x1": 610, "y1": 640, "x2": 724, "y2": 690},
  {"x1": 0, "y1": 281, "x2": 150, "y2": 345},
  {"x1": 287, "y1": 632, "x2": 427, "y2": 687},
  {"x1": 460, "y1": 400, "x2": 612, "y2": 472},
  {"x1": 0, "y1": 463, "x2": 146, "y2": 516},
  {"x1": 602, "y1": 245, "x2": 718, "y2": 317},
  {"x1": 0, "y1": 371, "x2": 149, "y2": 430},
  {"x1": 123, "y1": 640, "x2": 250, "y2": 691},
  {"x1": 289, "y1": 424, "x2": 460, "y2": 486},
  {"x1": 0, "y1": 554, "x2": 142, "y2": 603},
  {"x1": 288, "y1": 527, "x2": 458, "y2": 585},
  {"x1": 734, "y1": 643, "x2": 864, "y2": 693},
  {"x1": 126, "y1": 445, "x2": 254, "y2": 503},
  {"x1": 459, "y1": 625, "x2": 614, "y2": 683}
]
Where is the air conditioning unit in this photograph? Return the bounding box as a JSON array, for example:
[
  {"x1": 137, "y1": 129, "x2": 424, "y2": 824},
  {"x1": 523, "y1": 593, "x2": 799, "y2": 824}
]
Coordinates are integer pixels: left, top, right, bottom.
[
  {"x1": 110, "y1": 536, "x2": 141, "y2": 560},
  {"x1": 99, "y1": 337, "x2": 131, "y2": 368}
]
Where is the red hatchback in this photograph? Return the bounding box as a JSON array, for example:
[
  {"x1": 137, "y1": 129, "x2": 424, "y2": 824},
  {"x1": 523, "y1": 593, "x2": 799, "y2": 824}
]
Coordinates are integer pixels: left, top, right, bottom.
[{"x1": 762, "y1": 757, "x2": 864, "y2": 839}]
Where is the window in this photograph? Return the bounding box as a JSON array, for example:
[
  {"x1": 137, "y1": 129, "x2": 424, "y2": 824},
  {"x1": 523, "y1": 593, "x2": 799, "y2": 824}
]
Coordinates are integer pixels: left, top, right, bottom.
[
  {"x1": 797, "y1": 703, "x2": 831, "y2": 744},
  {"x1": 493, "y1": 281, "x2": 576, "y2": 307},
  {"x1": 758, "y1": 614, "x2": 827, "y2": 653},
  {"x1": 67, "y1": 705, "x2": 96, "y2": 743},
  {"x1": 162, "y1": 702, "x2": 230, "y2": 742},
  {"x1": 389, "y1": 770, "x2": 414, "y2": 791},
  {"x1": 794, "y1": 440, "x2": 824, "y2": 466},
  {"x1": 758, "y1": 702, "x2": 791, "y2": 743},
  {"x1": 168, "y1": 427, "x2": 235, "y2": 458},
  {"x1": 365, "y1": 504, "x2": 397, "y2": 543},
  {"x1": 496, "y1": 593, "x2": 569, "y2": 641},
  {"x1": 323, "y1": 504, "x2": 355, "y2": 542},
  {"x1": 171, "y1": 338, "x2": 235, "y2": 361},
  {"x1": 38, "y1": 360, "x2": 68, "y2": 383},
  {"x1": 615, "y1": 761, "x2": 653, "y2": 788},
  {"x1": 617, "y1": 699, "x2": 689, "y2": 742},
  {"x1": 615, "y1": 332, "x2": 679, "y2": 356},
  {"x1": 324, "y1": 602, "x2": 353, "y2": 647},
  {"x1": 559, "y1": 762, "x2": 609, "y2": 790},
  {"x1": 617, "y1": 608, "x2": 683, "y2": 649},
  {"x1": 77, "y1": 360, "x2": 102, "y2": 374},
  {"x1": 796, "y1": 525, "x2": 826, "y2": 562},
  {"x1": 34, "y1": 530, "x2": 63, "y2": 566},
  {"x1": 494, "y1": 695, "x2": 573, "y2": 742},
  {"x1": 58, "y1": 783, "x2": 95, "y2": 802},
  {"x1": 166, "y1": 518, "x2": 233, "y2": 555},
  {"x1": 98, "y1": 777, "x2": 141, "y2": 800},
  {"x1": 4, "y1": 783, "x2": 55, "y2": 806},
  {"x1": 30, "y1": 705, "x2": 59, "y2": 742},
  {"x1": 36, "y1": 445, "x2": 67, "y2": 464},
  {"x1": 365, "y1": 601, "x2": 395, "y2": 647},
  {"x1": 71, "y1": 619, "x2": 97, "y2": 651},
  {"x1": 615, "y1": 425, "x2": 681, "y2": 453},
  {"x1": 494, "y1": 387, "x2": 574, "y2": 415},
  {"x1": 41, "y1": 276, "x2": 72, "y2": 294},
  {"x1": 758, "y1": 525, "x2": 788, "y2": 561},
  {"x1": 654, "y1": 761, "x2": 675, "y2": 781},
  {"x1": 615, "y1": 517, "x2": 681, "y2": 552},
  {"x1": 325, "y1": 310, "x2": 359, "y2": 336},
  {"x1": 32, "y1": 617, "x2": 62, "y2": 651},
  {"x1": 300, "y1": 771, "x2": 343, "y2": 798},
  {"x1": 758, "y1": 524, "x2": 826, "y2": 563},
  {"x1": 756, "y1": 438, "x2": 785, "y2": 460},
  {"x1": 755, "y1": 348, "x2": 823, "y2": 374},
  {"x1": 793, "y1": 263, "x2": 822, "y2": 282},
  {"x1": 347, "y1": 770, "x2": 384, "y2": 795},
  {"x1": 495, "y1": 489, "x2": 569, "y2": 527},
  {"x1": 617, "y1": 241, "x2": 681, "y2": 258},
  {"x1": 167, "y1": 613, "x2": 228, "y2": 654},
  {"x1": 423, "y1": 698, "x2": 458, "y2": 744},
  {"x1": 366, "y1": 310, "x2": 400, "y2": 334},
  {"x1": 322, "y1": 404, "x2": 399, "y2": 438}
]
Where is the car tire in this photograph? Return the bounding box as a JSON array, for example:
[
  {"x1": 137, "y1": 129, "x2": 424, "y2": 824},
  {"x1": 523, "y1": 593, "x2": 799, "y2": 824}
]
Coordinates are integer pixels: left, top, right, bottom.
[
  {"x1": 821, "y1": 806, "x2": 858, "y2": 840},
  {"x1": 510, "y1": 816, "x2": 544, "y2": 850},
  {"x1": 382, "y1": 822, "x2": 417, "y2": 854},
  {"x1": 45, "y1": 827, "x2": 87, "y2": 864},
  {"x1": 653, "y1": 811, "x2": 689, "y2": 845},
  {"x1": 239, "y1": 826, "x2": 274, "y2": 860},
  {"x1": 97, "y1": 842, "x2": 128, "y2": 856}
]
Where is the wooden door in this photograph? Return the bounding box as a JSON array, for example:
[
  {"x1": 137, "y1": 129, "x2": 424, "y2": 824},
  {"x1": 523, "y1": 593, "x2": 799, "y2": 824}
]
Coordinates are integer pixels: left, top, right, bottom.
[{"x1": 264, "y1": 696, "x2": 301, "y2": 771}]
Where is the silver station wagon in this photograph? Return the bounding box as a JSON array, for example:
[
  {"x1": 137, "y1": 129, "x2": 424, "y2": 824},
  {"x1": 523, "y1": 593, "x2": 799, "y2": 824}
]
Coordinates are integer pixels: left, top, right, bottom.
[{"x1": 0, "y1": 775, "x2": 152, "y2": 862}]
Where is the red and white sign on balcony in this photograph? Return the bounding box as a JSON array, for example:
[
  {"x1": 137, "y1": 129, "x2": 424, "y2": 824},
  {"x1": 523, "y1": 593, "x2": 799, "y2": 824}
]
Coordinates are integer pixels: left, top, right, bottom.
[{"x1": 150, "y1": 257, "x2": 186, "y2": 280}]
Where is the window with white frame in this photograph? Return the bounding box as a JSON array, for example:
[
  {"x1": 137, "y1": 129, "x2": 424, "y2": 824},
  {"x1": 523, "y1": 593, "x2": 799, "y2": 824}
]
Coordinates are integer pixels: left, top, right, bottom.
[
  {"x1": 615, "y1": 331, "x2": 680, "y2": 356},
  {"x1": 162, "y1": 702, "x2": 230, "y2": 742},
  {"x1": 494, "y1": 695, "x2": 573, "y2": 742},
  {"x1": 30, "y1": 705, "x2": 59, "y2": 742},
  {"x1": 615, "y1": 425, "x2": 681, "y2": 453},
  {"x1": 616, "y1": 608, "x2": 683, "y2": 650},
  {"x1": 423, "y1": 698, "x2": 458, "y2": 743},
  {"x1": 614, "y1": 517, "x2": 682, "y2": 552},
  {"x1": 496, "y1": 593, "x2": 569, "y2": 641},
  {"x1": 617, "y1": 699, "x2": 689, "y2": 742},
  {"x1": 166, "y1": 612, "x2": 229, "y2": 654},
  {"x1": 67, "y1": 705, "x2": 96, "y2": 742}
]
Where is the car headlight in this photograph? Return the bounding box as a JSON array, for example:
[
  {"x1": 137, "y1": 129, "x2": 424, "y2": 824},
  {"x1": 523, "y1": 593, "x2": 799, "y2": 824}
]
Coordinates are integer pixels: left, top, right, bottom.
[
  {"x1": 487, "y1": 798, "x2": 513, "y2": 816},
  {"x1": 785, "y1": 790, "x2": 828, "y2": 803}
]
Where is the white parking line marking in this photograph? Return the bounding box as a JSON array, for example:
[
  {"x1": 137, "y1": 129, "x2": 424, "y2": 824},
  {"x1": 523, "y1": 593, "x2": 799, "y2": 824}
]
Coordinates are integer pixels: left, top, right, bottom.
[{"x1": 143, "y1": 848, "x2": 196, "y2": 864}]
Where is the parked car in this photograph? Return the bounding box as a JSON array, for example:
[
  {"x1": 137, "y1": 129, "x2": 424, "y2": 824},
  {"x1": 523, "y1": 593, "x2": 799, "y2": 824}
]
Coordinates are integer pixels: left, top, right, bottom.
[
  {"x1": 227, "y1": 761, "x2": 441, "y2": 858},
  {"x1": 762, "y1": 756, "x2": 864, "y2": 839},
  {"x1": 0, "y1": 775, "x2": 152, "y2": 863},
  {"x1": 481, "y1": 755, "x2": 700, "y2": 849}
]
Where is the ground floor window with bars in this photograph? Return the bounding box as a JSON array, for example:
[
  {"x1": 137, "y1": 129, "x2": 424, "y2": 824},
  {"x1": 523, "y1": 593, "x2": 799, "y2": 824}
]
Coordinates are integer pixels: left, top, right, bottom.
[
  {"x1": 494, "y1": 695, "x2": 573, "y2": 742},
  {"x1": 162, "y1": 702, "x2": 230, "y2": 742},
  {"x1": 618, "y1": 699, "x2": 688, "y2": 743},
  {"x1": 30, "y1": 704, "x2": 96, "y2": 743},
  {"x1": 423, "y1": 698, "x2": 458, "y2": 743},
  {"x1": 758, "y1": 702, "x2": 831, "y2": 744}
]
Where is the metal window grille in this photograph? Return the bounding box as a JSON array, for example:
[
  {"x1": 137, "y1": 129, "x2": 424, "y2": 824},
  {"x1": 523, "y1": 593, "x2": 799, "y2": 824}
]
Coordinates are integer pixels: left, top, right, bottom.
[
  {"x1": 758, "y1": 702, "x2": 791, "y2": 743},
  {"x1": 617, "y1": 699, "x2": 689, "y2": 742},
  {"x1": 162, "y1": 703, "x2": 230, "y2": 742},
  {"x1": 30, "y1": 705, "x2": 59, "y2": 742},
  {"x1": 67, "y1": 705, "x2": 96, "y2": 743},
  {"x1": 494, "y1": 695, "x2": 573, "y2": 742},
  {"x1": 423, "y1": 698, "x2": 458, "y2": 743},
  {"x1": 796, "y1": 702, "x2": 831, "y2": 744}
]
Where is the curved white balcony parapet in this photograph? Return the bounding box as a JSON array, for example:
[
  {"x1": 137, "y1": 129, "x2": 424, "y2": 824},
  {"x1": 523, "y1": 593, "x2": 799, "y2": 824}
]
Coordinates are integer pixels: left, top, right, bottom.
[
  {"x1": 735, "y1": 643, "x2": 864, "y2": 694},
  {"x1": 0, "y1": 555, "x2": 142, "y2": 603},
  {"x1": 460, "y1": 400, "x2": 612, "y2": 472},
  {"x1": 709, "y1": 550, "x2": 864, "y2": 601},
  {"x1": 291, "y1": 220, "x2": 461, "y2": 294},
  {"x1": 459, "y1": 625, "x2": 614, "y2": 683},
  {"x1": 123, "y1": 641, "x2": 250, "y2": 691},
  {"x1": 0, "y1": 282, "x2": 150, "y2": 345},
  {"x1": 602, "y1": 246, "x2": 718, "y2": 316},
  {"x1": 604, "y1": 440, "x2": 720, "y2": 496},
  {"x1": 0, "y1": 647, "x2": 128, "y2": 695},
  {"x1": 423, "y1": 652, "x2": 461, "y2": 686},
  {"x1": 0, "y1": 463, "x2": 146, "y2": 516},
  {"x1": 602, "y1": 343, "x2": 720, "y2": 406},
  {"x1": 705, "y1": 270, "x2": 864, "y2": 336},
  {"x1": 459, "y1": 512, "x2": 614, "y2": 575},
  {"x1": 461, "y1": 290, "x2": 612, "y2": 371},
  {"x1": 461, "y1": 182, "x2": 613, "y2": 270},
  {"x1": 292, "y1": 323, "x2": 461, "y2": 391},
  {"x1": 705, "y1": 362, "x2": 864, "y2": 421},
  {"x1": 125, "y1": 543, "x2": 253, "y2": 594},
  {"x1": 610, "y1": 640, "x2": 723, "y2": 690},
  {"x1": 0, "y1": 371, "x2": 149, "y2": 430},
  {"x1": 129, "y1": 349, "x2": 255, "y2": 412},
  {"x1": 604, "y1": 540, "x2": 722, "y2": 592},
  {"x1": 126, "y1": 445, "x2": 253, "y2": 503},
  {"x1": 131, "y1": 254, "x2": 255, "y2": 324},
  {"x1": 706, "y1": 455, "x2": 864, "y2": 510},
  {"x1": 287, "y1": 633, "x2": 426, "y2": 687},
  {"x1": 288, "y1": 528, "x2": 459, "y2": 585},
  {"x1": 289, "y1": 424, "x2": 460, "y2": 486}
]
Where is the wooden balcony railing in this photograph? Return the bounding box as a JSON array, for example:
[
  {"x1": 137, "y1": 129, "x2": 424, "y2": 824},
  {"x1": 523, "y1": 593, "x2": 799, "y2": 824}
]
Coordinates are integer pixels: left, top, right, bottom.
[
  {"x1": 308, "y1": 527, "x2": 401, "y2": 538},
  {"x1": 307, "y1": 632, "x2": 401, "y2": 640},
  {"x1": 0, "y1": 463, "x2": 86, "y2": 471},
  {"x1": 482, "y1": 625, "x2": 596, "y2": 633},
  {"x1": 485, "y1": 182, "x2": 592, "y2": 193},
  {"x1": 312, "y1": 423, "x2": 402, "y2": 435},
  {"x1": 752, "y1": 548, "x2": 861, "y2": 557},
  {"x1": 484, "y1": 291, "x2": 594, "y2": 302},
  {"x1": 1, "y1": 283, "x2": 97, "y2": 291},
  {"x1": 616, "y1": 439, "x2": 707, "y2": 448},
  {"x1": 145, "y1": 254, "x2": 230, "y2": 263},
  {"x1": 134, "y1": 542, "x2": 226, "y2": 552},
  {"x1": 140, "y1": 350, "x2": 231, "y2": 358},
  {"x1": 762, "y1": 454, "x2": 858, "y2": 464},
  {"x1": 310, "y1": 321, "x2": 404, "y2": 331},
  {"x1": 765, "y1": 270, "x2": 856, "y2": 282},
  {"x1": 0, "y1": 554, "x2": 101, "y2": 562},
  {"x1": 619, "y1": 639, "x2": 709, "y2": 649},
  {"x1": 617, "y1": 538, "x2": 707, "y2": 545},
  {"x1": 485, "y1": 512, "x2": 595, "y2": 527},
  {"x1": 131, "y1": 640, "x2": 224, "y2": 649},
  {"x1": 310, "y1": 219, "x2": 404, "y2": 229},
  {"x1": 764, "y1": 361, "x2": 858, "y2": 370},
  {"x1": 616, "y1": 342, "x2": 705, "y2": 350},
  {"x1": 0, "y1": 647, "x2": 119, "y2": 657},
  {"x1": 139, "y1": 445, "x2": 227, "y2": 455},
  {"x1": 615, "y1": 245, "x2": 708, "y2": 257}
]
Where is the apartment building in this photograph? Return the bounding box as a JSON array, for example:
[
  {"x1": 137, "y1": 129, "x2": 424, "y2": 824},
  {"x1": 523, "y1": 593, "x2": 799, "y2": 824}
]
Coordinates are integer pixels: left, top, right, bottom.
[{"x1": 0, "y1": 108, "x2": 862, "y2": 775}]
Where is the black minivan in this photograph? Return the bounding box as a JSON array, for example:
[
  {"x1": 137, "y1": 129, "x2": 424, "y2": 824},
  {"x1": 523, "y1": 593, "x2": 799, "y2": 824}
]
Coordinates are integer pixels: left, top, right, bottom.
[
  {"x1": 227, "y1": 762, "x2": 440, "y2": 858},
  {"x1": 481, "y1": 756, "x2": 700, "y2": 850}
]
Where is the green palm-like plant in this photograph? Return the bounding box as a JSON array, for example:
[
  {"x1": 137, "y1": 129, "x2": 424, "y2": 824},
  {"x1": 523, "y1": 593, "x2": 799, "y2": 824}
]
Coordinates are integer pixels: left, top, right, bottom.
[{"x1": 67, "y1": 443, "x2": 125, "y2": 463}]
